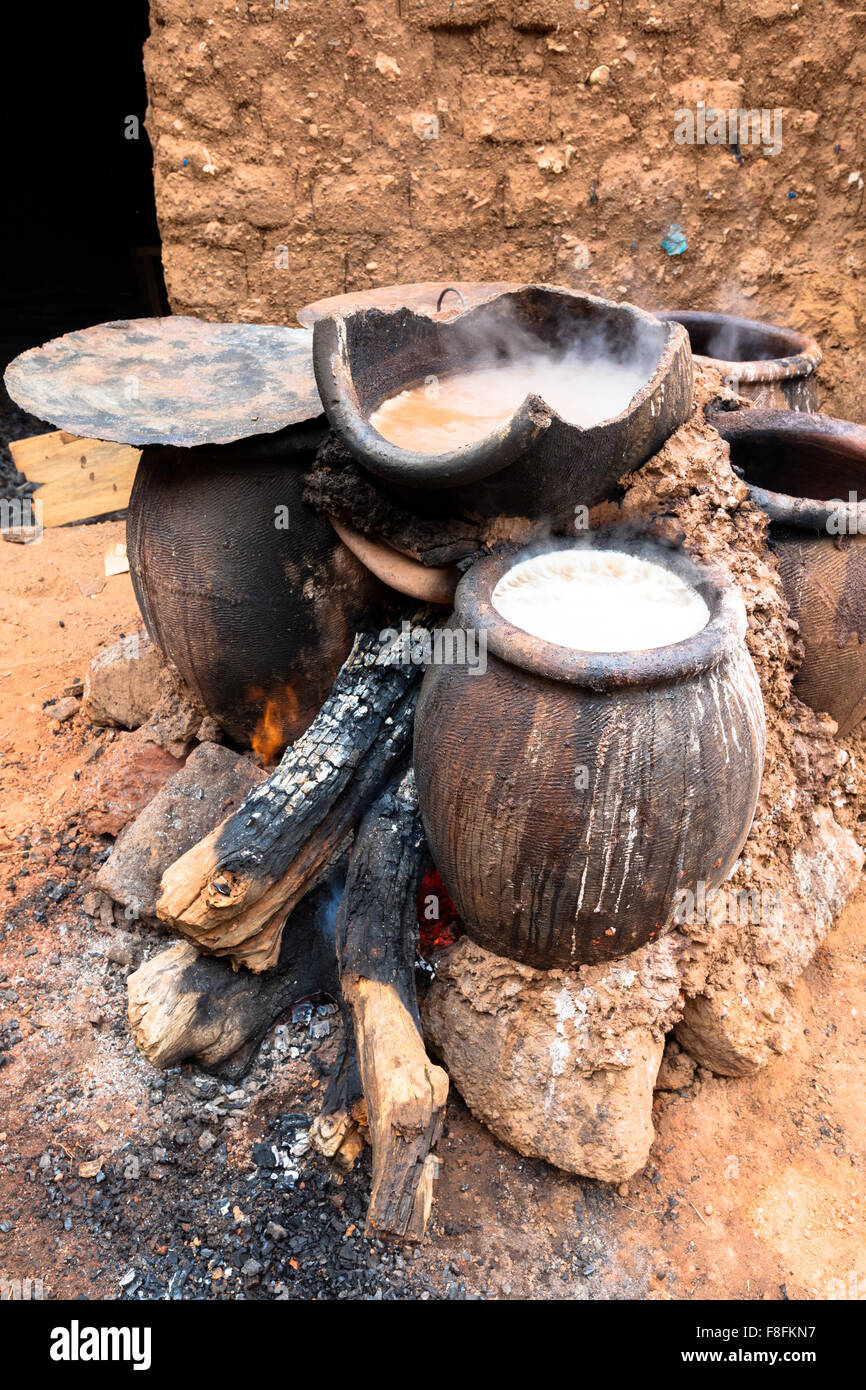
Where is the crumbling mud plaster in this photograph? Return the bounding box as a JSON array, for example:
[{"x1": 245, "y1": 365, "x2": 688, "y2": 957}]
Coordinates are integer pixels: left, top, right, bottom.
[{"x1": 144, "y1": 1, "x2": 865, "y2": 416}]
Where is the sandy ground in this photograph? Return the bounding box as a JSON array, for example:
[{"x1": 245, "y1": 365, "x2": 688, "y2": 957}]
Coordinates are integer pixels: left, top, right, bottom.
[{"x1": 0, "y1": 523, "x2": 863, "y2": 1301}]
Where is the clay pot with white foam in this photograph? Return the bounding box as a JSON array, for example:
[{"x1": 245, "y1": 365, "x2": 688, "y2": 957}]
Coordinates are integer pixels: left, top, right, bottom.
[
  {"x1": 313, "y1": 286, "x2": 693, "y2": 524},
  {"x1": 709, "y1": 405, "x2": 866, "y2": 735},
  {"x1": 656, "y1": 310, "x2": 822, "y2": 411},
  {"x1": 413, "y1": 536, "x2": 766, "y2": 969}
]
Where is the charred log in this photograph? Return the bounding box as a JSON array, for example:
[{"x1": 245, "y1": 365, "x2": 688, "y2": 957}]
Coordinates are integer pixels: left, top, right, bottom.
[
  {"x1": 156, "y1": 624, "x2": 429, "y2": 971},
  {"x1": 331, "y1": 768, "x2": 449, "y2": 1243},
  {"x1": 127, "y1": 870, "x2": 343, "y2": 1081}
]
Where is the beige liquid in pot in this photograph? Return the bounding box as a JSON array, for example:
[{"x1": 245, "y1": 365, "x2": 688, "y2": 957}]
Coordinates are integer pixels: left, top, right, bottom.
[
  {"x1": 368, "y1": 354, "x2": 652, "y2": 455},
  {"x1": 491, "y1": 550, "x2": 710, "y2": 653}
]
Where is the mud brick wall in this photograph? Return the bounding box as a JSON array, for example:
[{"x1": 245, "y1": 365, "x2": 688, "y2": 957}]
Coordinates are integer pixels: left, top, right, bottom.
[{"x1": 145, "y1": 0, "x2": 865, "y2": 415}]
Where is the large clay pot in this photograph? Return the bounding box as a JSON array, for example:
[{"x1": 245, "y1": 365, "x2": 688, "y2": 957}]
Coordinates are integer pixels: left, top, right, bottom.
[
  {"x1": 710, "y1": 406, "x2": 866, "y2": 735},
  {"x1": 413, "y1": 536, "x2": 765, "y2": 969},
  {"x1": 127, "y1": 420, "x2": 387, "y2": 749},
  {"x1": 297, "y1": 280, "x2": 524, "y2": 327},
  {"x1": 313, "y1": 286, "x2": 693, "y2": 523},
  {"x1": 657, "y1": 310, "x2": 822, "y2": 411}
]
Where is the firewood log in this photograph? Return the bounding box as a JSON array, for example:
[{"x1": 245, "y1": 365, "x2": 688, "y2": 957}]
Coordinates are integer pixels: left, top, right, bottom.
[
  {"x1": 332, "y1": 768, "x2": 449, "y2": 1243},
  {"x1": 156, "y1": 624, "x2": 429, "y2": 971},
  {"x1": 127, "y1": 870, "x2": 343, "y2": 1080}
]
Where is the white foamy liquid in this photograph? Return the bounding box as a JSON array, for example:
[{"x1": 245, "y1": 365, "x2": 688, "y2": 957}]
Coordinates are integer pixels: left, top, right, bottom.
[
  {"x1": 491, "y1": 550, "x2": 710, "y2": 653},
  {"x1": 368, "y1": 353, "x2": 651, "y2": 455}
]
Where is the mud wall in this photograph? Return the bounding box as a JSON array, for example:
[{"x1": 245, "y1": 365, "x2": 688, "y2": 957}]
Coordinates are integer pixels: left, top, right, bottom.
[{"x1": 144, "y1": 0, "x2": 865, "y2": 417}]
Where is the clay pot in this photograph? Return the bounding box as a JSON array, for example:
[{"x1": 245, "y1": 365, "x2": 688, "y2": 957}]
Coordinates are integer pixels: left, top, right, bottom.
[
  {"x1": 297, "y1": 280, "x2": 524, "y2": 327},
  {"x1": 413, "y1": 537, "x2": 765, "y2": 969},
  {"x1": 127, "y1": 421, "x2": 387, "y2": 749},
  {"x1": 657, "y1": 310, "x2": 822, "y2": 411},
  {"x1": 313, "y1": 286, "x2": 693, "y2": 523},
  {"x1": 709, "y1": 406, "x2": 866, "y2": 735}
]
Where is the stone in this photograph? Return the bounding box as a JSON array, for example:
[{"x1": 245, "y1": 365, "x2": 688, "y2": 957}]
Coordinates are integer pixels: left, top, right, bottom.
[
  {"x1": 676, "y1": 810, "x2": 863, "y2": 1075},
  {"x1": 95, "y1": 742, "x2": 263, "y2": 920},
  {"x1": 139, "y1": 663, "x2": 208, "y2": 759},
  {"x1": 103, "y1": 934, "x2": 140, "y2": 968},
  {"x1": 79, "y1": 731, "x2": 185, "y2": 837},
  {"x1": 751, "y1": 807, "x2": 865, "y2": 987},
  {"x1": 654, "y1": 1039, "x2": 697, "y2": 1091},
  {"x1": 421, "y1": 936, "x2": 680, "y2": 1182},
  {"x1": 676, "y1": 962, "x2": 800, "y2": 1077},
  {"x1": 45, "y1": 696, "x2": 80, "y2": 723},
  {"x1": 83, "y1": 631, "x2": 164, "y2": 729}
]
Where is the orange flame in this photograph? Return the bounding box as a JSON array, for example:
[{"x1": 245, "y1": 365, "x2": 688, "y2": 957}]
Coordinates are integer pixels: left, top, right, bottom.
[{"x1": 249, "y1": 685, "x2": 300, "y2": 765}]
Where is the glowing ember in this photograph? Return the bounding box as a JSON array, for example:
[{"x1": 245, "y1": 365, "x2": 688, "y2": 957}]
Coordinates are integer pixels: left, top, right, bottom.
[{"x1": 417, "y1": 865, "x2": 464, "y2": 959}]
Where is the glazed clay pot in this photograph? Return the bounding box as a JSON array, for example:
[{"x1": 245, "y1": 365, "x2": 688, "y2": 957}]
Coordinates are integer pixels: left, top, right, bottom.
[
  {"x1": 413, "y1": 538, "x2": 766, "y2": 969},
  {"x1": 657, "y1": 310, "x2": 822, "y2": 411},
  {"x1": 127, "y1": 421, "x2": 387, "y2": 749},
  {"x1": 710, "y1": 406, "x2": 866, "y2": 735},
  {"x1": 313, "y1": 286, "x2": 693, "y2": 523}
]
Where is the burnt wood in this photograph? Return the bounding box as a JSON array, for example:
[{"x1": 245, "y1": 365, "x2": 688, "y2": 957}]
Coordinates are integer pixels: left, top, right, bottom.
[
  {"x1": 332, "y1": 768, "x2": 448, "y2": 1243},
  {"x1": 127, "y1": 871, "x2": 344, "y2": 1082},
  {"x1": 157, "y1": 623, "x2": 429, "y2": 971}
]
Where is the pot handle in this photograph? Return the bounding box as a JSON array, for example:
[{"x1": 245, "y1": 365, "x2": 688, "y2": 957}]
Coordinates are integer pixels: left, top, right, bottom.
[{"x1": 436, "y1": 286, "x2": 467, "y2": 313}]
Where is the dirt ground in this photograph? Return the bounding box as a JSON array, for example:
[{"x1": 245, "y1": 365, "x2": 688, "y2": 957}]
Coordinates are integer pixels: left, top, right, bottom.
[{"x1": 0, "y1": 521, "x2": 863, "y2": 1301}]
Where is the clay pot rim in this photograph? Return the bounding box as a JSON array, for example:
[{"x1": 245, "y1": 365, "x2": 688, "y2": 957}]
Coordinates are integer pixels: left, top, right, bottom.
[
  {"x1": 656, "y1": 309, "x2": 822, "y2": 385},
  {"x1": 455, "y1": 535, "x2": 747, "y2": 690},
  {"x1": 708, "y1": 406, "x2": 866, "y2": 529},
  {"x1": 296, "y1": 280, "x2": 527, "y2": 328},
  {"x1": 313, "y1": 286, "x2": 691, "y2": 491}
]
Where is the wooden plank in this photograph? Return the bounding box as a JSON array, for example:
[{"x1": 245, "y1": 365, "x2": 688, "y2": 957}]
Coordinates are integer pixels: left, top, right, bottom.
[
  {"x1": 9, "y1": 431, "x2": 79, "y2": 480},
  {"x1": 8, "y1": 431, "x2": 140, "y2": 527}
]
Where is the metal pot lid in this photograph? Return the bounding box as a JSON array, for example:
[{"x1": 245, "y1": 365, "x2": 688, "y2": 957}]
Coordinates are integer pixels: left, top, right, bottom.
[
  {"x1": 3, "y1": 317, "x2": 322, "y2": 447},
  {"x1": 297, "y1": 281, "x2": 525, "y2": 327}
]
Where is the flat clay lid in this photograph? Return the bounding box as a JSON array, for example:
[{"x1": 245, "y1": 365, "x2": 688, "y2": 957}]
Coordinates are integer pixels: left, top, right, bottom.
[
  {"x1": 3, "y1": 317, "x2": 322, "y2": 447},
  {"x1": 297, "y1": 281, "x2": 524, "y2": 327}
]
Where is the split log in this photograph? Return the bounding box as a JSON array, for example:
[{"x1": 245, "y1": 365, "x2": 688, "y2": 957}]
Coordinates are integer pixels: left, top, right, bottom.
[
  {"x1": 331, "y1": 768, "x2": 449, "y2": 1243},
  {"x1": 156, "y1": 623, "x2": 429, "y2": 971},
  {"x1": 310, "y1": 1009, "x2": 367, "y2": 1174},
  {"x1": 127, "y1": 870, "x2": 343, "y2": 1082}
]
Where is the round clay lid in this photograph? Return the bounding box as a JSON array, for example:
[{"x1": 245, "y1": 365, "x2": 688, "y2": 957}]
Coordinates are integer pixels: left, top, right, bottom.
[
  {"x1": 297, "y1": 281, "x2": 524, "y2": 327},
  {"x1": 3, "y1": 317, "x2": 322, "y2": 447}
]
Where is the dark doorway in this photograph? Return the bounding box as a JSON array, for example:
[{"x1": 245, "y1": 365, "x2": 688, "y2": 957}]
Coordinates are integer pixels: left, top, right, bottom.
[{"x1": 0, "y1": 0, "x2": 168, "y2": 374}]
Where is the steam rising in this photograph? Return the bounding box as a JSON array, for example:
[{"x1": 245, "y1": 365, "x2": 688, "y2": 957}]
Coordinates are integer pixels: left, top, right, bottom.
[
  {"x1": 491, "y1": 549, "x2": 710, "y2": 653},
  {"x1": 368, "y1": 298, "x2": 665, "y2": 455}
]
